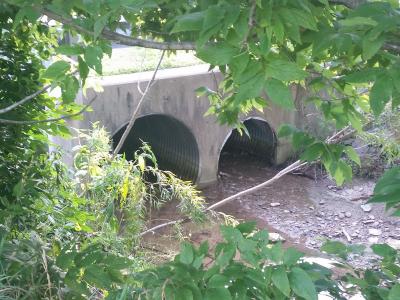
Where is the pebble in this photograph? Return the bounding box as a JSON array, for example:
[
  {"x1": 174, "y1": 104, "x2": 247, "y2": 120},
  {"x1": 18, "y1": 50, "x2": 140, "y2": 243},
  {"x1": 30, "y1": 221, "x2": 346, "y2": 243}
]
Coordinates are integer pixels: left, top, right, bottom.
[
  {"x1": 270, "y1": 202, "x2": 281, "y2": 207},
  {"x1": 345, "y1": 212, "x2": 352, "y2": 218},
  {"x1": 361, "y1": 204, "x2": 372, "y2": 213},
  {"x1": 284, "y1": 209, "x2": 290, "y2": 213},
  {"x1": 386, "y1": 238, "x2": 400, "y2": 250},
  {"x1": 319, "y1": 200, "x2": 325, "y2": 205},
  {"x1": 269, "y1": 232, "x2": 285, "y2": 242},
  {"x1": 363, "y1": 220, "x2": 375, "y2": 225},
  {"x1": 369, "y1": 228, "x2": 382, "y2": 236},
  {"x1": 368, "y1": 237, "x2": 379, "y2": 243},
  {"x1": 339, "y1": 213, "x2": 345, "y2": 219}
]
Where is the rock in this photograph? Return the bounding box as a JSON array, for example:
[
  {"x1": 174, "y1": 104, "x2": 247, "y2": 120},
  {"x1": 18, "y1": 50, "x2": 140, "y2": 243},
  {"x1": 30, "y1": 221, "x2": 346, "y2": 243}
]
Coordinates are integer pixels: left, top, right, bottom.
[
  {"x1": 363, "y1": 220, "x2": 375, "y2": 225},
  {"x1": 270, "y1": 202, "x2": 281, "y2": 207},
  {"x1": 361, "y1": 204, "x2": 372, "y2": 213},
  {"x1": 309, "y1": 206, "x2": 315, "y2": 210},
  {"x1": 345, "y1": 212, "x2": 352, "y2": 218},
  {"x1": 284, "y1": 209, "x2": 290, "y2": 213},
  {"x1": 369, "y1": 228, "x2": 382, "y2": 236},
  {"x1": 339, "y1": 213, "x2": 345, "y2": 219},
  {"x1": 368, "y1": 237, "x2": 379, "y2": 244},
  {"x1": 386, "y1": 238, "x2": 400, "y2": 250},
  {"x1": 319, "y1": 200, "x2": 325, "y2": 205},
  {"x1": 269, "y1": 232, "x2": 285, "y2": 242}
]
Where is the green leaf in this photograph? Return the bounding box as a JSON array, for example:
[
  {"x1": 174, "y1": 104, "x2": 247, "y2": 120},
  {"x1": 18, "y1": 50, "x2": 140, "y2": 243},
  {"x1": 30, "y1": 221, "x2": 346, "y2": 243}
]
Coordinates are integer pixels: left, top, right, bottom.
[
  {"x1": 172, "y1": 12, "x2": 204, "y2": 33},
  {"x1": 370, "y1": 75, "x2": 393, "y2": 115},
  {"x1": 339, "y1": 17, "x2": 378, "y2": 27},
  {"x1": 180, "y1": 242, "x2": 194, "y2": 265},
  {"x1": 265, "y1": 60, "x2": 308, "y2": 81},
  {"x1": 94, "y1": 14, "x2": 110, "y2": 39},
  {"x1": 280, "y1": 8, "x2": 317, "y2": 31},
  {"x1": 289, "y1": 267, "x2": 317, "y2": 300},
  {"x1": 321, "y1": 240, "x2": 348, "y2": 259},
  {"x1": 204, "y1": 287, "x2": 232, "y2": 300},
  {"x1": 78, "y1": 56, "x2": 90, "y2": 85},
  {"x1": 370, "y1": 167, "x2": 400, "y2": 205},
  {"x1": 345, "y1": 146, "x2": 361, "y2": 166},
  {"x1": 42, "y1": 61, "x2": 71, "y2": 80},
  {"x1": 389, "y1": 284, "x2": 400, "y2": 300},
  {"x1": 84, "y1": 46, "x2": 103, "y2": 74},
  {"x1": 283, "y1": 248, "x2": 304, "y2": 266},
  {"x1": 13, "y1": 6, "x2": 40, "y2": 28},
  {"x1": 61, "y1": 76, "x2": 79, "y2": 103},
  {"x1": 272, "y1": 266, "x2": 290, "y2": 297},
  {"x1": 57, "y1": 45, "x2": 84, "y2": 56},
  {"x1": 371, "y1": 244, "x2": 397, "y2": 258},
  {"x1": 197, "y1": 43, "x2": 238, "y2": 65},
  {"x1": 208, "y1": 274, "x2": 229, "y2": 288},
  {"x1": 362, "y1": 35, "x2": 385, "y2": 60},
  {"x1": 264, "y1": 79, "x2": 294, "y2": 109}
]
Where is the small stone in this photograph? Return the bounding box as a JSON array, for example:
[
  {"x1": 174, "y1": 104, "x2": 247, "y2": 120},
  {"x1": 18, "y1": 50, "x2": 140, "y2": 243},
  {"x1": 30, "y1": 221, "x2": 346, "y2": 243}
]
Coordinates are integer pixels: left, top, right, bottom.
[
  {"x1": 339, "y1": 213, "x2": 345, "y2": 219},
  {"x1": 368, "y1": 237, "x2": 379, "y2": 244},
  {"x1": 310, "y1": 240, "x2": 316, "y2": 245},
  {"x1": 361, "y1": 204, "x2": 372, "y2": 213},
  {"x1": 269, "y1": 232, "x2": 285, "y2": 243},
  {"x1": 345, "y1": 212, "x2": 352, "y2": 218},
  {"x1": 363, "y1": 220, "x2": 375, "y2": 225},
  {"x1": 309, "y1": 206, "x2": 315, "y2": 210},
  {"x1": 369, "y1": 228, "x2": 382, "y2": 236},
  {"x1": 369, "y1": 215, "x2": 375, "y2": 220},
  {"x1": 319, "y1": 200, "x2": 325, "y2": 205},
  {"x1": 386, "y1": 238, "x2": 400, "y2": 250},
  {"x1": 270, "y1": 202, "x2": 281, "y2": 207},
  {"x1": 284, "y1": 209, "x2": 290, "y2": 213}
]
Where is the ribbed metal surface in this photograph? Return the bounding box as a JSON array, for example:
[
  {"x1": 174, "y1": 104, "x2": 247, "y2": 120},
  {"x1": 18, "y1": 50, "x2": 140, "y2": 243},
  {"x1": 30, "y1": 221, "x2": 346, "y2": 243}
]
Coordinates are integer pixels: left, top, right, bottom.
[
  {"x1": 224, "y1": 119, "x2": 276, "y2": 163},
  {"x1": 113, "y1": 114, "x2": 199, "y2": 181}
]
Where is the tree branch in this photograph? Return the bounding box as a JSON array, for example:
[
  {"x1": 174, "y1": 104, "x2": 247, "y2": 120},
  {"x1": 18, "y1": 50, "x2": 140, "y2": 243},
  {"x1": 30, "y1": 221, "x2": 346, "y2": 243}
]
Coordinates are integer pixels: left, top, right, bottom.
[
  {"x1": 112, "y1": 50, "x2": 166, "y2": 157},
  {"x1": 43, "y1": 10, "x2": 196, "y2": 51},
  {"x1": 0, "y1": 84, "x2": 51, "y2": 115},
  {"x1": 0, "y1": 95, "x2": 97, "y2": 125}
]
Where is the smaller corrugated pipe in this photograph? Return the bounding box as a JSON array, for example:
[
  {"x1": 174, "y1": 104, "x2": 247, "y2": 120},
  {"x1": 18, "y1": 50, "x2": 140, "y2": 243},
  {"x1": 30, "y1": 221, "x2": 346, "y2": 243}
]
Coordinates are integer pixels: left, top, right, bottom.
[{"x1": 223, "y1": 118, "x2": 277, "y2": 163}]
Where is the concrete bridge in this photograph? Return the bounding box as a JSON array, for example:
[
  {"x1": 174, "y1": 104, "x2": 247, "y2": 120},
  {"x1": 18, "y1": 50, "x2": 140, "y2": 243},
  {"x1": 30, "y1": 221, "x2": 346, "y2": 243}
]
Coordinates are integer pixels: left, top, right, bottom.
[{"x1": 73, "y1": 65, "x2": 305, "y2": 186}]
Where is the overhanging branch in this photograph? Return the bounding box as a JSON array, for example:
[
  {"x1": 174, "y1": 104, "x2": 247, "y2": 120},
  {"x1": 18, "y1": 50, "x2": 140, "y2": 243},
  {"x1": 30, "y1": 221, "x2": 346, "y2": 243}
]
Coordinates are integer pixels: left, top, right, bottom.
[{"x1": 43, "y1": 10, "x2": 196, "y2": 51}]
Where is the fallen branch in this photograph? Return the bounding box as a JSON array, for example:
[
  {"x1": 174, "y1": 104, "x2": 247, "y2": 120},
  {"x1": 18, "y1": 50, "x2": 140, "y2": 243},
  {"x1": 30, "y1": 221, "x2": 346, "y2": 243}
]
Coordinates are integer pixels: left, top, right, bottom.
[
  {"x1": 140, "y1": 126, "x2": 354, "y2": 236},
  {"x1": 0, "y1": 95, "x2": 97, "y2": 125},
  {"x1": 112, "y1": 50, "x2": 165, "y2": 157}
]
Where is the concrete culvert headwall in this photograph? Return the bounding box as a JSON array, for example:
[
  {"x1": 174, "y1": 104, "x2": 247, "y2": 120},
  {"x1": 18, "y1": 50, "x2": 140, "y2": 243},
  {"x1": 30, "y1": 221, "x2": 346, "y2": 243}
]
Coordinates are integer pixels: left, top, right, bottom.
[
  {"x1": 222, "y1": 118, "x2": 277, "y2": 163},
  {"x1": 112, "y1": 114, "x2": 200, "y2": 181}
]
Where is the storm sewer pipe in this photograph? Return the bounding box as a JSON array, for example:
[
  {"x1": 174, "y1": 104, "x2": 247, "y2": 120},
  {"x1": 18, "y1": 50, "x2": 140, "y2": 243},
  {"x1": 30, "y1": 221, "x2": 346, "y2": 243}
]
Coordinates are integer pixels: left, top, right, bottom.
[
  {"x1": 113, "y1": 116, "x2": 277, "y2": 183},
  {"x1": 113, "y1": 114, "x2": 200, "y2": 181},
  {"x1": 222, "y1": 118, "x2": 277, "y2": 164}
]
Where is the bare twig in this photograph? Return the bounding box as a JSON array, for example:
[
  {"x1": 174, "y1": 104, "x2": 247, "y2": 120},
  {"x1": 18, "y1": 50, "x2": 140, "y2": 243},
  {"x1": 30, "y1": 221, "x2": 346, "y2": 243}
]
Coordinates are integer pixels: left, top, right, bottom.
[
  {"x1": 0, "y1": 95, "x2": 97, "y2": 125},
  {"x1": 113, "y1": 50, "x2": 166, "y2": 157},
  {"x1": 0, "y1": 84, "x2": 51, "y2": 114}
]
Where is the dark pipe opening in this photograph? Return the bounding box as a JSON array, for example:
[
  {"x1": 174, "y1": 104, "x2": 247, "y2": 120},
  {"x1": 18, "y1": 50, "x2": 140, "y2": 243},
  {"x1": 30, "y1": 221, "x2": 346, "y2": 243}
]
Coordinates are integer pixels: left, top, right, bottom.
[
  {"x1": 113, "y1": 114, "x2": 199, "y2": 182},
  {"x1": 219, "y1": 118, "x2": 277, "y2": 171}
]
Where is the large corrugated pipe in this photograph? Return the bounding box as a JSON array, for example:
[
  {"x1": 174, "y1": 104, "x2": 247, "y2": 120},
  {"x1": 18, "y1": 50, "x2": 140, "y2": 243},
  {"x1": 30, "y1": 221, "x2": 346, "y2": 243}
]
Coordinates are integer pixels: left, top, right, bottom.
[
  {"x1": 223, "y1": 118, "x2": 277, "y2": 163},
  {"x1": 112, "y1": 114, "x2": 199, "y2": 181}
]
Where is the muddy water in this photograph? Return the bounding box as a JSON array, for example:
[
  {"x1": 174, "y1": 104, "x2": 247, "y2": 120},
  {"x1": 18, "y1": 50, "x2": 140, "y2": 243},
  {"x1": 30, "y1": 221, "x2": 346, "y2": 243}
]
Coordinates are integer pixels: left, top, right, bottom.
[{"x1": 144, "y1": 152, "x2": 400, "y2": 267}]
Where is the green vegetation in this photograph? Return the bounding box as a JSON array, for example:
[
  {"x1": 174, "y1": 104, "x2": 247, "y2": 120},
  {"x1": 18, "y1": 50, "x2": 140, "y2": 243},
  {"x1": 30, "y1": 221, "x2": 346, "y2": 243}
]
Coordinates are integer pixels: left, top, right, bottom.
[
  {"x1": 1, "y1": 0, "x2": 400, "y2": 299},
  {"x1": 100, "y1": 47, "x2": 202, "y2": 76}
]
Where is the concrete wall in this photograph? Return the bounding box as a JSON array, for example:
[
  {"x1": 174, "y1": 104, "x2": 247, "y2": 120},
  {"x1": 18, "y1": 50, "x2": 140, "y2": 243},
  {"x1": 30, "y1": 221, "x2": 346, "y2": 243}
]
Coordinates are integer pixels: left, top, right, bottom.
[{"x1": 72, "y1": 65, "x2": 304, "y2": 186}]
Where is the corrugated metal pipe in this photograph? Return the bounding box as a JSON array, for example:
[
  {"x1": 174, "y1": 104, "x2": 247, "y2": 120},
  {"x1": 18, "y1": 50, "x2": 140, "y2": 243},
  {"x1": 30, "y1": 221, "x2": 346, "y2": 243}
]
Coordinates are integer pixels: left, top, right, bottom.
[{"x1": 113, "y1": 114, "x2": 200, "y2": 181}]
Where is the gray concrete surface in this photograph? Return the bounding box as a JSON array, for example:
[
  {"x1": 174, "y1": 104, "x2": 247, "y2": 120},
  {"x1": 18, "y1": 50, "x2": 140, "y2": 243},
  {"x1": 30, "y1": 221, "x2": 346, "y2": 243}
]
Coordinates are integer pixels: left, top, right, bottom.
[{"x1": 62, "y1": 65, "x2": 305, "y2": 186}]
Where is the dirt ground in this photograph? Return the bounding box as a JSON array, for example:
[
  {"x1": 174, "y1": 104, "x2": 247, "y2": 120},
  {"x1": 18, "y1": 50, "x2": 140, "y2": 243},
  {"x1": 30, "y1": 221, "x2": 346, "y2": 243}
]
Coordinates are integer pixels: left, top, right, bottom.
[{"x1": 143, "y1": 153, "x2": 399, "y2": 268}]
